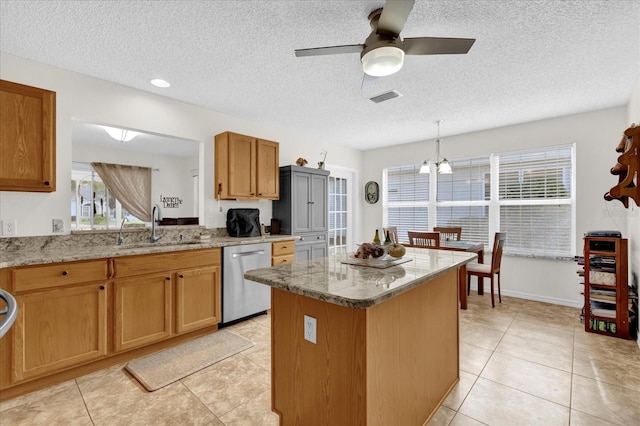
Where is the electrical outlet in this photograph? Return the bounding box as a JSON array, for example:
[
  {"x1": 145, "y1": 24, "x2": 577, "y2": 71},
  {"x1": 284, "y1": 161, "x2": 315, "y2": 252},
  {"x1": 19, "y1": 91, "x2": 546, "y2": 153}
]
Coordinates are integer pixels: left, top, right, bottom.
[
  {"x1": 2, "y1": 219, "x2": 17, "y2": 236},
  {"x1": 52, "y1": 218, "x2": 64, "y2": 233},
  {"x1": 304, "y1": 315, "x2": 317, "y2": 344}
]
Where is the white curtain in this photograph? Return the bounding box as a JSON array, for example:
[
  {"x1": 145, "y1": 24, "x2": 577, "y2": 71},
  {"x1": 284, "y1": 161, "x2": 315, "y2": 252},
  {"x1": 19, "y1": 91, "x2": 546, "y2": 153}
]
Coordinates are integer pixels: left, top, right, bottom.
[{"x1": 91, "y1": 162, "x2": 152, "y2": 222}]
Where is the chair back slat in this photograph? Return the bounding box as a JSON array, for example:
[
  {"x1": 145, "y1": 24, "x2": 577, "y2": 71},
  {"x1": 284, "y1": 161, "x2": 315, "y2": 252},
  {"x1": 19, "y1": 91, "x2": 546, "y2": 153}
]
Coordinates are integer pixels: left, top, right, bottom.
[
  {"x1": 433, "y1": 227, "x2": 462, "y2": 241},
  {"x1": 408, "y1": 231, "x2": 440, "y2": 248}
]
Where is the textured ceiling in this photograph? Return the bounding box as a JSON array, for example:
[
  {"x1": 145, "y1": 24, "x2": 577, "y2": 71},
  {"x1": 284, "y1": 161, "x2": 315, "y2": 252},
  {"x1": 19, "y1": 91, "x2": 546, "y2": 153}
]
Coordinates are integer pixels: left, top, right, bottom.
[{"x1": 1, "y1": 0, "x2": 639, "y2": 151}]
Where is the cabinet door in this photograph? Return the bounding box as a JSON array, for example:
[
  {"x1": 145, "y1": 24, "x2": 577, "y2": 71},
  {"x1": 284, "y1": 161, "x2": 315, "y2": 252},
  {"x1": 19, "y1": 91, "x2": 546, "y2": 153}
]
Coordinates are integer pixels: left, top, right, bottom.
[
  {"x1": 256, "y1": 139, "x2": 279, "y2": 199},
  {"x1": 13, "y1": 283, "x2": 107, "y2": 382},
  {"x1": 310, "y1": 173, "x2": 328, "y2": 232},
  {"x1": 175, "y1": 266, "x2": 221, "y2": 334},
  {"x1": 312, "y1": 242, "x2": 328, "y2": 259},
  {"x1": 228, "y1": 133, "x2": 256, "y2": 198},
  {"x1": 295, "y1": 244, "x2": 313, "y2": 262},
  {"x1": 114, "y1": 274, "x2": 172, "y2": 352},
  {"x1": 295, "y1": 234, "x2": 328, "y2": 261},
  {"x1": 292, "y1": 172, "x2": 312, "y2": 233},
  {"x1": 0, "y1": 80, "x2": 56, "y2": 192}
]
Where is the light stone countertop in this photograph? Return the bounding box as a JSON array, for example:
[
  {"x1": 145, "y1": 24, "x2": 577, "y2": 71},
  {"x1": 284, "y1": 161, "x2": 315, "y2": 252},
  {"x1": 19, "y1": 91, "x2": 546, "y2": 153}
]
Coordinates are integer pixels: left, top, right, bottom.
[
  {"x1": 0, "y1": 234, "x2": 298, "y2": 269},
  {"x1": 244, "y1": 248, "x2": 477, "y2": 309}
]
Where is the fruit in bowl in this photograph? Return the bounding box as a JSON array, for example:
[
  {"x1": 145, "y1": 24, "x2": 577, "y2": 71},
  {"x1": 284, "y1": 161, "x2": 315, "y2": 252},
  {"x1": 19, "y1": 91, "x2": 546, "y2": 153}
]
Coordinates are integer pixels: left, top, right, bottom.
[
  {"x1": 388, "y1": 243, "x2": 406, "y2": 259},
  {"x1": 354, "y1": 242, "x2": 385, "y2": 259}
]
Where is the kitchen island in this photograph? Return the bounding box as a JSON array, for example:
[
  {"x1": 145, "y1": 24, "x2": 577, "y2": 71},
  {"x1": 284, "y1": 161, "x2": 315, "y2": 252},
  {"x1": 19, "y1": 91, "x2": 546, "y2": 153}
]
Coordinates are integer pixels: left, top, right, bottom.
[{"x1": 245, "y1": 248, "x2": 476, "y2": 426}]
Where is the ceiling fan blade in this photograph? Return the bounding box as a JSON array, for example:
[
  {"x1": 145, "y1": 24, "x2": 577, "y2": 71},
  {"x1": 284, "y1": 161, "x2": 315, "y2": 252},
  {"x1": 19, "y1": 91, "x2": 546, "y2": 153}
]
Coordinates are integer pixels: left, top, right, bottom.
[
  {"x1": 295, "y1": 44, "x2": 364, "y2": 57},
  {"x1": 377, "y1": 0, "x2": 416, "y2": 37},
  {"x1": 403, "y1": 37, "x2": 476, "y2": 55}
]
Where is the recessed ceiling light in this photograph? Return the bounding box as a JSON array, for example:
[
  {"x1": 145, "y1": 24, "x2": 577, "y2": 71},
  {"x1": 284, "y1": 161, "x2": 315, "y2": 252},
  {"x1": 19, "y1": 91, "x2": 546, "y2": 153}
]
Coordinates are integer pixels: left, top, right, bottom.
[{"x1": 150, "y1": 78, "x2": 170, "y2": 88}]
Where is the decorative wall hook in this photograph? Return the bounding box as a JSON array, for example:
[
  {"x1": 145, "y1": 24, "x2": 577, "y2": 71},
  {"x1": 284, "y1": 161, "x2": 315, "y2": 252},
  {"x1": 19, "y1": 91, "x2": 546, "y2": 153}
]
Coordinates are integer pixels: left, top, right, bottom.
[{"x1": 604, "y1": 124, "x2": 639, "y2": 208}]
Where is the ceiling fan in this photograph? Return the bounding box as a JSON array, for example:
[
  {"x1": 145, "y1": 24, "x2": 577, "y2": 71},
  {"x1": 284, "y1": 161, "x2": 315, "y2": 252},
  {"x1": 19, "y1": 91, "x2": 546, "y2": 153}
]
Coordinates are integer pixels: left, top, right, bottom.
[{"x1": 295, "y1": 0, "x2": 475, "y2": 77}]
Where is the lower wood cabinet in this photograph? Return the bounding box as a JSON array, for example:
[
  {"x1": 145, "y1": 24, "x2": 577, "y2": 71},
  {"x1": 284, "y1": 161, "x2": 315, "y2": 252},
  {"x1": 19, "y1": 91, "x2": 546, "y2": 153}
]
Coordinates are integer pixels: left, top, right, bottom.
[
  {"x1": 0, "y1": 248, "x2": 221, "y2": 398},
  {"x1": 112, "y1": 248, "x2": 221, "y2": 352},
  {"x1": 176, "y1": 266, "x2": 221, "y2": 334},
  {"x1": 114, "y1": 273, "x2": 172, "y2": 352},
  {"x1": 13, "y1": 283, "x2": 107, "y2": 382},
  {"x1": 272, "y1": 240, "x2": 295, "y2": 265}
]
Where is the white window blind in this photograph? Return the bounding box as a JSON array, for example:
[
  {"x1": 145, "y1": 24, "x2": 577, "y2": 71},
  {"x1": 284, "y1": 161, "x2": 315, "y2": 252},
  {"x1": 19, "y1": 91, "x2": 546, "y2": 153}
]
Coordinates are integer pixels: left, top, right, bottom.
[
  {"x1": 436, "y1": 158, "x2": 491, "y2": 245},
  {"x1": 383, "y1": 164, "x2": 429, "y2": 243},
  {"x1": 382, "y1": 144, "x2": 575, "y2": 257},
  {"x1": 498, "y1": 146, "x2": 574, "y2": 256}
]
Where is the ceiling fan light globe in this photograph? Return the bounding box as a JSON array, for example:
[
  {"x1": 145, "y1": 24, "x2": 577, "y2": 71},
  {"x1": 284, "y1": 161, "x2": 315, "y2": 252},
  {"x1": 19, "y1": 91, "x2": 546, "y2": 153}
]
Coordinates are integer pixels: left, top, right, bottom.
[{"x1": 362, "y1": 46, "x2": 404, "y2": 77}]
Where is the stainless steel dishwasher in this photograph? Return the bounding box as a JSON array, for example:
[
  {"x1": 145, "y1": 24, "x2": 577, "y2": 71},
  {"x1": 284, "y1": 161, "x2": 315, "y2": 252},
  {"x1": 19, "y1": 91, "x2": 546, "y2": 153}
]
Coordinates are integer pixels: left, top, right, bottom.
[{"x1": 222, "y1": 243, "x2": 272, "y2": 325}]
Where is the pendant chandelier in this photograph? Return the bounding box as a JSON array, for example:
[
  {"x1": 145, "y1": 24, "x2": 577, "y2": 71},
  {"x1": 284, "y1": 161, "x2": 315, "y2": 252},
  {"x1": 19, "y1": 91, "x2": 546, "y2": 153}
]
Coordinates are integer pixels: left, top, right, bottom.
[{"x1": 419, "y1": 120, "x2": 452, "y2": 174}]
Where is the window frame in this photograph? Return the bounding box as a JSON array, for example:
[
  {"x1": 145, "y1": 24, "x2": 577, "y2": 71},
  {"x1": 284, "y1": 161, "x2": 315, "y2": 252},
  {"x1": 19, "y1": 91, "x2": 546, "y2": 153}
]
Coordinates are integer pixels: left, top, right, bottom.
[{"x1": 382, "y1": 144, "x2": 576, "y2": 258}]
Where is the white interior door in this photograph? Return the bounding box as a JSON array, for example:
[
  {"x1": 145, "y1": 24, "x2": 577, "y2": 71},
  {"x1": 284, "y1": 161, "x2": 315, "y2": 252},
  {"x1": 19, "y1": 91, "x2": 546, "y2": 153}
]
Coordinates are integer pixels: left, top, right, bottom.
[{"x1": 327, "y1": 169, "x2": 354, "y2": 255}]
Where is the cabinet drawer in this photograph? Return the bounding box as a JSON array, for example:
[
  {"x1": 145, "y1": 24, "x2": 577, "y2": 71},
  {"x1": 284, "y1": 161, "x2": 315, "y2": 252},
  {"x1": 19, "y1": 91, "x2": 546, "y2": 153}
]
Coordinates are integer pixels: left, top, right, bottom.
[
  {"x1": 113, "y1": 248, "x2": 220, "y2": 277},
  {"x1": 12, "y1": 260, "x2": 108, "y2": 292},
  {"x1": 272, "y1": 255, "x2": 295, "y2": 266},
  {"x1": 272, "y1": 240, "x2": 295, "y2": 256}
]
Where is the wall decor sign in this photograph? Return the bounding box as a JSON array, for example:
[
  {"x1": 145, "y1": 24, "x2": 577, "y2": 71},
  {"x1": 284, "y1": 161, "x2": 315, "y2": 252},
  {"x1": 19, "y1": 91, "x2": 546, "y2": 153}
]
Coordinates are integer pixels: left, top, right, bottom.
[{"x1": 160, "y1": 195, "x2": 183, "y2": 208}]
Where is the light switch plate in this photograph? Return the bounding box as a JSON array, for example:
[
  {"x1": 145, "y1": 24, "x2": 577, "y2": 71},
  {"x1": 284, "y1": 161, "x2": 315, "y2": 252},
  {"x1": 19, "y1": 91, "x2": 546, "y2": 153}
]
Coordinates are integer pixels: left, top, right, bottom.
[
  {"x1": 304, "y1": 315, "x2": 317, "y2": 344},
  {"x1": 2, "y1": 219, "x2": 17, "y2": 236}
]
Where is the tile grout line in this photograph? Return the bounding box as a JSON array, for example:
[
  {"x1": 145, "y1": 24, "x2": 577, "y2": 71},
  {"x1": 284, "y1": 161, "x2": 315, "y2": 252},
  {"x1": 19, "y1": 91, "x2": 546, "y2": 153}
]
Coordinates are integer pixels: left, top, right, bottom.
[{"x1": 74, "y1": 378, "x2": 97, "y2": 426}]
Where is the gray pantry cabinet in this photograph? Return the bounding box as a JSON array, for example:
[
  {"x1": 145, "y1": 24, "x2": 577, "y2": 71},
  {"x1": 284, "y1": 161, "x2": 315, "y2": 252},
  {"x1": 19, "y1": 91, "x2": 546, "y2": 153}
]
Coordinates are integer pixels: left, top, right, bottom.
[{"x1": 272, "y1": 165, "x2": 330, "y2": 261}]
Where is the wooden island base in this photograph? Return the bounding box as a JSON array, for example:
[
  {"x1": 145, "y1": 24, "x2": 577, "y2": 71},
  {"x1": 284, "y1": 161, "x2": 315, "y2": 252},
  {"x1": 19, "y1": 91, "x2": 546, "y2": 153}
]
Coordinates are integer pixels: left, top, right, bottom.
[{"x1": 270, "y1": 269, "x2": 459, "y2": 426}]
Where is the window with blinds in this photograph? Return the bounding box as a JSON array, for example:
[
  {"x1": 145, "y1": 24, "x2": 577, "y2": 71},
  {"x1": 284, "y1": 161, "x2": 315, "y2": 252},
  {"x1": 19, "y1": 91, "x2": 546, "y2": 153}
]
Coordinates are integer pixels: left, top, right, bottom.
[
  {"x1": 382, "y1": 144, "x2": 575, "y2": 257},
  {"x1": 498, "y1": 146, "x2": 573, "y2": 256},
  {"x1": 383, "y1": 164, "x2": 429, "y2": 243},
  {"x1": 436, "y1": 158, "x2": 491, "y2": 245}
]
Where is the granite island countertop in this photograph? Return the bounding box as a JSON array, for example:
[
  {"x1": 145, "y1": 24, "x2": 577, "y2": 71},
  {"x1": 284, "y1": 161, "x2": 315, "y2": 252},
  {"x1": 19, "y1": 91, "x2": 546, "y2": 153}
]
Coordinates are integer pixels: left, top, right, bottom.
[
  {"x1": 245, "y1": 247, "x2": 476, "y2": 308},
  {"x1": 0, "y1": 233, "x2": 298, "y2": 268}
]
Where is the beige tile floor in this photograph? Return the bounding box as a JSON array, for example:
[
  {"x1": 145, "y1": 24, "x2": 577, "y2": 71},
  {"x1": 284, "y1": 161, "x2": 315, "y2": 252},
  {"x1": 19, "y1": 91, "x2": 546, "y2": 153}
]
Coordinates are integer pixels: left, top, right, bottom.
[{"x1": 1, "y1": 294, "x2": 638, "y2": 425}]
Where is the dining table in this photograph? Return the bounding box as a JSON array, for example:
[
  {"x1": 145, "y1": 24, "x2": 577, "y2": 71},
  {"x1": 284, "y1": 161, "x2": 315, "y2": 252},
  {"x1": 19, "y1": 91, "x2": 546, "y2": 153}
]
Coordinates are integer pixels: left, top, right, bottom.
[{"x1": 406, "y1": 239, "x2": 485, "y2": 310}]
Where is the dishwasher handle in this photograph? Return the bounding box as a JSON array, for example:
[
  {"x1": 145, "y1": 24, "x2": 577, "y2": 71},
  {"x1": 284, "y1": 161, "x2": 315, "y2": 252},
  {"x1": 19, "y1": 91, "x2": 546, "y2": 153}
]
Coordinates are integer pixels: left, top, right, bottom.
[{"x1": 231, "y1": 250, "x2": 266, "y2": 258}]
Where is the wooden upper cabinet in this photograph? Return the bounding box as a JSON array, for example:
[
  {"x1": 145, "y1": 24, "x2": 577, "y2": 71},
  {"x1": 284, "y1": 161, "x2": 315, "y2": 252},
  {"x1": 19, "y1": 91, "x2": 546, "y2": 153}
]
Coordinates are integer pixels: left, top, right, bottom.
[
  {"x1": 215, "y1": 131, "x2": 279, "y2": 200},
  {"x1": 0, "y1": 80, "x2": 56, "y2": 192}
]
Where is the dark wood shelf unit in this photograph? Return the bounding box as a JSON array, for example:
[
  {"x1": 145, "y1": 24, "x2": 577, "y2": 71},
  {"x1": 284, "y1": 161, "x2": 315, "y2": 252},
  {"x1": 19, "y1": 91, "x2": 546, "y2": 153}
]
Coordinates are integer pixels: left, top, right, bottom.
[{"x1": 582, "y1": 236, "x2": 635, "y2": 339}]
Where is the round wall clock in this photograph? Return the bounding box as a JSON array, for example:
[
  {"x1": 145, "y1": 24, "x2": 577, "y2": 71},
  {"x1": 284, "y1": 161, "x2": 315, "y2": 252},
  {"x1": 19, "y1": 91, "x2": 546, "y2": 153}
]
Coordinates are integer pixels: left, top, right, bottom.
[{"x1": 365, "y1": 181, "x2": 379, "y2": 204}]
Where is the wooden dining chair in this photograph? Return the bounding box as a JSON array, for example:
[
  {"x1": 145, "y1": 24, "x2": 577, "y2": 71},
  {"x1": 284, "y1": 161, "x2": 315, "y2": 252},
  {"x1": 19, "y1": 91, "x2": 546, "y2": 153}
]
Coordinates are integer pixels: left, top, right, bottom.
[
  {"x1": 466, "y1": 232, "x2": 506, "y2": 308},
  {"x1": 407, "y1": 231, "x2": 440, "y2": 248},
  {"x1": 382, "y1": 227, "x2": 399, "y2": 244},
  {"x1": 433, "y1": 227, "x2": 462, "y2": 241}
]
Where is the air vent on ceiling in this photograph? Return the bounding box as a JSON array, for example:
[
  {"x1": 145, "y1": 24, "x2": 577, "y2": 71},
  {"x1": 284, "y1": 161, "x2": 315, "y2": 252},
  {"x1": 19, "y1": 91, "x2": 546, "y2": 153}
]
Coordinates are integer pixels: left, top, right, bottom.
[{"x1": 369, "y1": 90, "x2": 402, "y2": 104}]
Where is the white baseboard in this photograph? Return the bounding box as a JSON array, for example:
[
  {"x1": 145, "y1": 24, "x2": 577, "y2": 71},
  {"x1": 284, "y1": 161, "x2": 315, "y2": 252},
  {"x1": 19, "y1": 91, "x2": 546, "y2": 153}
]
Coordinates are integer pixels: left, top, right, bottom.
[{"x1": 468, "y1": 284, "x2": 583, "y2": 309}]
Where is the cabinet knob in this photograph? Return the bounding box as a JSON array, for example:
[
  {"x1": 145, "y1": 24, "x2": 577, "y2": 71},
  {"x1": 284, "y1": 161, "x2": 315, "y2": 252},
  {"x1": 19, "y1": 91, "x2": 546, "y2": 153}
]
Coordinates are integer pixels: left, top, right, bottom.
[
  {"x1": 165, "y1": 276, "x2": 171, "y2": 281},
  {"x1": 44, "y1": 181, "x2": 50, "y2": 186},
  {"x1": 179, "y1": 274, "x2": 184, "y2": 278},
  {"x1": 62, "y1": 271, "x2": 68, "y2": 276},
  {"x1": 99, "y1": 286, "x2": 105, "y2": 290},
  {"x1": 317, "y1": 236, "x2": 322, "y2": 240}
]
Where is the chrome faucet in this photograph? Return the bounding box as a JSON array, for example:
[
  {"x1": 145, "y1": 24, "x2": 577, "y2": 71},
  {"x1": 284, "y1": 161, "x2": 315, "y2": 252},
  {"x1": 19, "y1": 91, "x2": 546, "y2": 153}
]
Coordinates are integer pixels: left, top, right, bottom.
[
  {"x1": 117, "y1": 216, "x2": 127, "y2": 245},
  {"x1": 150, "y1": 205, "x2": 164, "y2": 243}
]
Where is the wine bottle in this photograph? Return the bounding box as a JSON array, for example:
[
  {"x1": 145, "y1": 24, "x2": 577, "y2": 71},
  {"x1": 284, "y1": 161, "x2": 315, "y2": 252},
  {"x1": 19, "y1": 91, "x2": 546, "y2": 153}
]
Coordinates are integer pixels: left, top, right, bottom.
[
  {"x1": 384, "y1": 230, "x2": 392, "y2": 245},
  {"x1": 373, "y1": 229, "x2": 381, "y2": 245}
]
